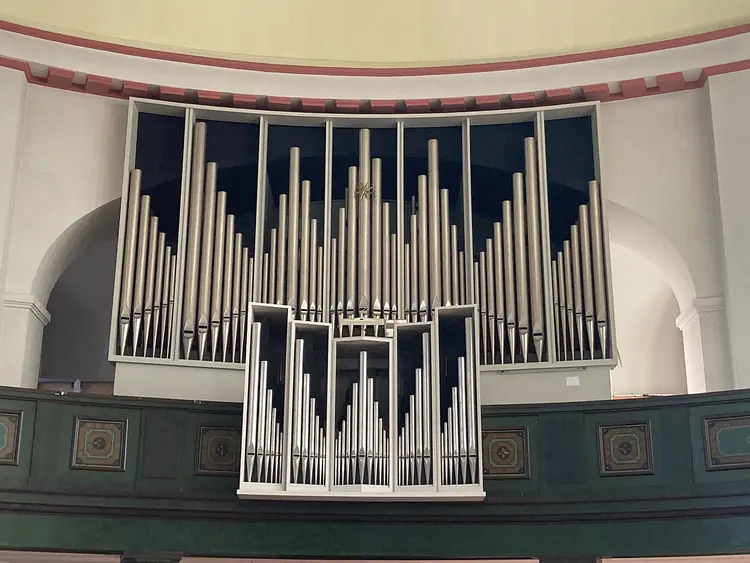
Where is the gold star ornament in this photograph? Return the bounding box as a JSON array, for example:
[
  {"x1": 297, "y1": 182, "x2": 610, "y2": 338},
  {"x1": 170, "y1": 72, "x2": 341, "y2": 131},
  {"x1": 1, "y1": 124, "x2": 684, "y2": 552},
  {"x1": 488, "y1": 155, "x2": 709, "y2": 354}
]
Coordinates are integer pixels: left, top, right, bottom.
[{"x1": 354, "y1": 182, "x2": 373, "y2": 200}]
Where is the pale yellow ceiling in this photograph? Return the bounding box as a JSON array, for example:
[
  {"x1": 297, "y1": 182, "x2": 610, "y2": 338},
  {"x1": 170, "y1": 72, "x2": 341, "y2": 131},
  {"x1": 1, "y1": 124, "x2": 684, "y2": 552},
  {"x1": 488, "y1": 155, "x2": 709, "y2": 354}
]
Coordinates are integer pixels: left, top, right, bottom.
[{"x1": 1, "y1": 0, "x2": 749, "y2": 67}]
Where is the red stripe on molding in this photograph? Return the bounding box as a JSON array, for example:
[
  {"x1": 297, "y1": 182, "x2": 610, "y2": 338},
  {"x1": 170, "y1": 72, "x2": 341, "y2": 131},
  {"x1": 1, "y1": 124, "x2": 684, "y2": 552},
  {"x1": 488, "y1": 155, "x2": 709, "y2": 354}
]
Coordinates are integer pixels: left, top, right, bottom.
[
  {"x1": 334, "y1": 99, "x2": 360, "y2": 112},
  {"x1": 620, "y1": 78, "x2": 648, "y2": 98},
  {"x1": 0, "y1": 55, "x2": 30, "y2": 74},
  {"x1": 2, "y1": 53, "x2": 750, "y2": 113},
  {"x1": 267, "y1": 96, "x2": 292, "y2": 110},
  {"x1": 475, "y1": 95, "x2": 501, "y2": 110},
  {"x1": 231, "y1": 93, "x2": 258, "y2": 108},
  {"x1": 121, "y1": 81, "x2": 149, "y2": 98},
  {"x1": 583, "y1": 83, "x2": 610, "y2": 102},
  {"x1": 84, "y1": 74, "x2": 111, "y2": 95},
  {"x1": 440, "y1": 97, "x2": 467, "y2": 111},
  {"x1": 301, "y1": 98, "x2": 327, "y2": 112},
  {"x1": 369, "y1": 100, "x2": 397, "y2": 113},
  {"x1": 197, "y1": 90, "x2": 223, "y2": 105},
  {"x1": 405, "y1": 99, "x2": 431, "y2": 113},
  {"x1": 46, "y1": 67, "x2": 74, "y2": 89},
  {"x1": 159, "y1": 86, "x2": 185, "y2": 102},
  {"x1": 700, "y1": 59, "x2": 750, "y2": 84},
  {"x1": 656, "y1": 72, "x2": 687, "y2": 93},
  {"x1": 1, "y1": 19, "x2": 749, "y2": 77},
  {"x1": 546, "y1": 88, "x2": 573, "y2": 104},
  {"x1": 510, "y1": 92, "x2": 536, "y2": 107}
]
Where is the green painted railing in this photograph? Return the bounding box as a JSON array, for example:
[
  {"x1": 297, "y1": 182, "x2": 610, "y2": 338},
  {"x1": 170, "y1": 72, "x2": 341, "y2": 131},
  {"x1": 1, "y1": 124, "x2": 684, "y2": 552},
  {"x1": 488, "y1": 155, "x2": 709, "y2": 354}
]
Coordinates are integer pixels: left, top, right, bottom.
[{"x1": 1, "y1": 386, "x2": 750, "y2": 558}]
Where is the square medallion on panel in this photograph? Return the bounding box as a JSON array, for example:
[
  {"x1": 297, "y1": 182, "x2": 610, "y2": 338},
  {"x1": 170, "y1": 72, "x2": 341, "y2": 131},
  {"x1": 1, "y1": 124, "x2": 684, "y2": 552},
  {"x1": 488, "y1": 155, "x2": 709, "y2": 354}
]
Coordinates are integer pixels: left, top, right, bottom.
[
  {"x1": 71, "y1": 417, "x2": 127, "y2": 471},
  {"x1": 703, "y1": 414, "x2": 750, "y2": 471},
  {"x1": 0, "y1": 411, "x2": 21, "y2": 466},
  {"x1": 597, "y1": 421, "x2": 653, "y2": 476},
  {"x1": 482, "y1": 428, "x2": 529, "y2": 478},
  {"x1": 197, "y1": 426, "x2": 241, "y2": 476}
]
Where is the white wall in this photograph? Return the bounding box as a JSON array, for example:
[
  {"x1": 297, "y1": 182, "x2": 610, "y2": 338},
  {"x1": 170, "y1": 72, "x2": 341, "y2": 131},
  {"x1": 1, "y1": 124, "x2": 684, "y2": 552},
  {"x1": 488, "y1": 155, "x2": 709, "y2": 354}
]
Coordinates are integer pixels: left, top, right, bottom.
[
  {"x1": 598, "y1": 88, "x2": 724, "y2": 306},
  {"x1": 0, "y1": 67, "x2": 27, "y2": 334},
  {"x1": 0, "y1": 85, "x2": 126, "y2": 387},
  {"x1": 707, "y1": 68, "x2": 750, "y2": 389},
  {"x1": 609, "y1": 243, "x2": 687, "y2": 396}
]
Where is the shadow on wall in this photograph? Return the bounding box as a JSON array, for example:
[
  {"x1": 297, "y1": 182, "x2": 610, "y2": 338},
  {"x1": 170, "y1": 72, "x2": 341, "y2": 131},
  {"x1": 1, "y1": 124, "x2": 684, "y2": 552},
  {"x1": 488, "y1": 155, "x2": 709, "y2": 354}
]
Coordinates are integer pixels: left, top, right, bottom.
[{"x1": 40, "y1": 237, "x2": 117, "y2": 382}]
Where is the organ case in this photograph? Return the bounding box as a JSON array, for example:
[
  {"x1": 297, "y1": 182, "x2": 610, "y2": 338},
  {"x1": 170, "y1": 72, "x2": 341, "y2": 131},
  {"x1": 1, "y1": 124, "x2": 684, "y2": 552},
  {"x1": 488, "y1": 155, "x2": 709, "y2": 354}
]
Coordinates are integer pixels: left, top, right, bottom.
[{"x1": 108, "y1": 99, "x2": 616, "y2": 501}]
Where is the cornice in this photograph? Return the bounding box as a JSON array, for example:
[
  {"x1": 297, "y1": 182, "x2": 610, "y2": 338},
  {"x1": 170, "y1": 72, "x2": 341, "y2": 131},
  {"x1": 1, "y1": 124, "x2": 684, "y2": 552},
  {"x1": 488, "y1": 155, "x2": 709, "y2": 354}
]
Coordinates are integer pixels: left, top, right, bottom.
[
  {"x1": 0, "y1": 22, "x2": 749, "y2": 113},
  {"x1": 3, "y1": 293, "x2": 51, "y2": 326},
  {"x1": 676, "y1": 296, "x2": 725, "y2": 330}
]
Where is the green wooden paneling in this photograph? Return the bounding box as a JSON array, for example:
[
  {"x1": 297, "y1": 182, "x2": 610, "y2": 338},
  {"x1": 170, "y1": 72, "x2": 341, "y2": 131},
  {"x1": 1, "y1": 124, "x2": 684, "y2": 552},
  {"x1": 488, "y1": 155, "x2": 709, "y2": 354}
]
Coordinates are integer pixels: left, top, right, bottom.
[
  {"x1": 0, "y1": 398, "x2": 35, "y2": 489},
  {"x1": 2, "y1": 386, "x2": 750, "y2": 558}
]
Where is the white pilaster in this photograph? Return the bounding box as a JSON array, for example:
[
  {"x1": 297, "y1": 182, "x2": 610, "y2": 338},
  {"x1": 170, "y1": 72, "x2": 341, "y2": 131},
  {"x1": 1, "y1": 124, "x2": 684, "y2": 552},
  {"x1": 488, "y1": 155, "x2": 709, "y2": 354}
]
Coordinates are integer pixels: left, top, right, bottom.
[
  {"x1": 0, "y1": 67, "x2": 27, "y2": 335},
  {"x1": 676, "y1": 296, "x2": 733, "y2": 393},
  {"x1": 0, "y1": 293, "x2": 51, "y2": 388},
  {"x1": 707, "y1": 69, "x2": 750, "y2": 389}
]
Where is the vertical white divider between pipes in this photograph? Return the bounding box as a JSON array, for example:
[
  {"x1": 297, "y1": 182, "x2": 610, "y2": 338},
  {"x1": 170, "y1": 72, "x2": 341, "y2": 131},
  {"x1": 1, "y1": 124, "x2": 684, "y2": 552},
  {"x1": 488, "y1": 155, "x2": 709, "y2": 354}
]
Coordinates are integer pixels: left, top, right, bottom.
[
  {"x1": 172, "y1": 108, "x2": 196, "y2": 361},
  {"x1": 108, "y1": 101, "x2": 140, "y2": 359},
  {"x1": 536, "y1": 111, "x2": 556, "y2": 364}
]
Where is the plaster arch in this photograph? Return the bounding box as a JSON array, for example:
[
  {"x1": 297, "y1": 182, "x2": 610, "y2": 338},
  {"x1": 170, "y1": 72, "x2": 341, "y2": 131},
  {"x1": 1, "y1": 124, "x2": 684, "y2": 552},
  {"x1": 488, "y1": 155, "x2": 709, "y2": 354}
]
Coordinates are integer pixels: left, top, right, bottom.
[
  {"x1": 32, "y1": 199, "x2": 119, "y2": 306},
  {"x1": 606, "y1": 200, "x2": 696, "y2": 315}
]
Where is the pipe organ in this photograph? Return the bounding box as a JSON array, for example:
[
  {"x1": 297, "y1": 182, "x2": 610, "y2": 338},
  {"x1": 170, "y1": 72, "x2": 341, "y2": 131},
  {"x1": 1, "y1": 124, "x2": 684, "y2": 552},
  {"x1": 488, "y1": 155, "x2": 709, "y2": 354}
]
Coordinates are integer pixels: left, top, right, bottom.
[{"x1": 109, "y1": 100, "x2": 616, "y2": 502}]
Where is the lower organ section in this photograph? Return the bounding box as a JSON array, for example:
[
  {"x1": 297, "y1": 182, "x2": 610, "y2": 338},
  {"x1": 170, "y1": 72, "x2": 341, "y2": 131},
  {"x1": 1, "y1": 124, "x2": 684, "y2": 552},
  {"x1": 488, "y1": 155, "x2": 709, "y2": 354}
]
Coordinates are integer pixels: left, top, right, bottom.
[{"x1": 240, "y1": 304, "x2": 483, "y2": 500}]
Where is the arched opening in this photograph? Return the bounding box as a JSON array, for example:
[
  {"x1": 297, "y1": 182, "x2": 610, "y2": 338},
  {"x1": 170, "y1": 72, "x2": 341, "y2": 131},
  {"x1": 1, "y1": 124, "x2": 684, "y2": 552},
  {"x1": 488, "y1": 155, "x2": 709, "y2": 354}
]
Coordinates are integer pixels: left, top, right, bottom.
[{"x1": 37, "y1": 200, "x2": 119, "y2": 391}]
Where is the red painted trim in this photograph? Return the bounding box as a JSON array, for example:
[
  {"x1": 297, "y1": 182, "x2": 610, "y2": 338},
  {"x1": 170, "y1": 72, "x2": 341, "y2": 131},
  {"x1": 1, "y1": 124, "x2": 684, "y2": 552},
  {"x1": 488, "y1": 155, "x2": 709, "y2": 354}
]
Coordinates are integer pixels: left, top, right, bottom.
[
  {"x1": 1, "y1": 19, "x2": 749, "y2": 77},
  {"x1": 4, "y1": 49, "x2": 750, "y2": 114},
  {"x1": 620, "y1": 78, "x2": 648, "y2": 98},
  {"x1": 546, "y1": 88, "x2": 573, "y2": 104},
  {"x1": 301, "y1": 98, "x2": 326, "y2": 112},
  {"x1": 84, "y1": 74, "x2": 111, "y2": 95},
  {"x1": 197, "y1": 90, "x2": 223, "y2": 105},
  {"x1": 405, "y1": 99, "x2": 431, "y2": 113},
  {"x1": 46, "y1": 67, "x2": 74, "y2": 89},
  {"x1": 440, "y1": 97, "x2": 467, "y2": 112},
  {"x1": 121, "y1": 81, "x2": 149, "y2": 98},
  {"x1": 159, "y1": 86, "x2": 185, "y2": 102},
  {"x1": 336, "y1": 99, "x2": 362, "y2": 112},
  {"x1": 583, "y1": 83, "x2": 611, "y2": 102},
  {"x1": 475, "y1": 95, "x2": 501, "y2": 110},
  {"x1": 656, "y1": 72, "x2": 686, "y2": 93},
  {"x1": 232, "y1": 94, "x2": 258, "y2": 109},
  {"x1": 510, "y1": 92, "x2": 536, "y2": 107},
  {"x1": 267, "y1": 96, "x2": 292, "y2": 110}
]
